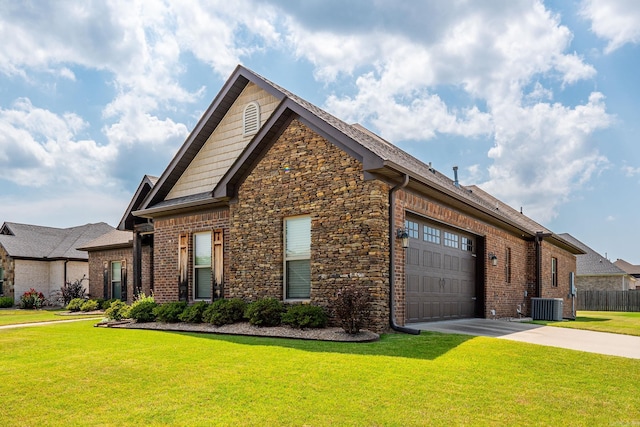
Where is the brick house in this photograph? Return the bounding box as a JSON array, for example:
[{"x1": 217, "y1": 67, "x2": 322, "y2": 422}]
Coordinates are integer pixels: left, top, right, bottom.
[
  {"x1": 77, "y1": 175, "x2": 156, "y2": 303},
  {"x1": 119, "y1": 65, "x2": 581, "y2": 332},
  {"x1": 0, "y1": 221, "x2": 113, "y2": 304},
  {"x1": 560, "y1": 233, "x2": 636, "y2": 291}
]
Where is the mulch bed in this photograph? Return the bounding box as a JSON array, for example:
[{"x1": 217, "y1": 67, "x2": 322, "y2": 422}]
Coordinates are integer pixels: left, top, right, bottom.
[{"x1": 97, "y1": 320, "x2": 379, "y2": 342}]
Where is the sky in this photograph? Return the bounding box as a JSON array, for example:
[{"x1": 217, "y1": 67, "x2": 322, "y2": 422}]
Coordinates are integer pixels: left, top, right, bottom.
[{"x1": 1, "y1": 0, "x2": 639, "y2": 263}]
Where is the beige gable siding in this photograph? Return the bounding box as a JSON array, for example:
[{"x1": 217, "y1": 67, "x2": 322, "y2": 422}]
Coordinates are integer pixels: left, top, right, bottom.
[{"x1": 166, "y1": 83, "x2": 280, "y2": 200}]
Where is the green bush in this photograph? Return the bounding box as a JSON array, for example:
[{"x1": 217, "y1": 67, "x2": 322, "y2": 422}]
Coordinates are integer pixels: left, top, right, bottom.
[
  {"x1": 153, "y1": 301, "x2": 188, "y2": 323},
  {"x1": 128, "y1": 300, "x2": 158, "y2": 322},
  {"x1": 20, "y1": 288, "x2": 45, "y2": 309},
  {"x1": 104, "y1": 300, "x2": 129, "y2": 321},
  {"x1": 282, "y1": 304, "x2": 328, "y2": 329},
  {"x1": 67, "y1": 298, "x2": 85, "y2": 312},
  {"x1": 203, "y1": 298, "x2": 247, "y2": 326},
  {"x1": 245, "y1": 297, "x2": 285, "y2": 327},
  {"x1": 178, "y1": 301, "x2": 209, "y2": 323},
  {"x1": 80, "y1": 299, "x2": 99, "y2": 312},
  {"x1": 0, "y1": 296, "x2": 14, "y2": 308},
  {"x1": 100, "y1": 299, "x2": 116, "y2": 310}
]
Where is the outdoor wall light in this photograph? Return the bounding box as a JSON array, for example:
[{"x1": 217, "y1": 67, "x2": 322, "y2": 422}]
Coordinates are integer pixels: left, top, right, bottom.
[
  {"x1": 396, "y1": 228, "x2": 409, "y2": 249},
  {"x1": 489, "y1": 253, "x2": 498, "y2": 266}
]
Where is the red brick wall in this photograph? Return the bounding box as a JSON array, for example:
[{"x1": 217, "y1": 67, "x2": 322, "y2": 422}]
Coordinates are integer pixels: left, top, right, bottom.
[
  {"x1": 229, "y1": 119, "x2": 391, "y2": 332},
  {"x1": 393, "y1": 188, "x2": 575, "y2": 322},
  {"x1": 87, "y1": 245, "x2": 153, "y2": 303},
  {"x1": 153, "y1": 210, "x2": 229, "y2": 303}
]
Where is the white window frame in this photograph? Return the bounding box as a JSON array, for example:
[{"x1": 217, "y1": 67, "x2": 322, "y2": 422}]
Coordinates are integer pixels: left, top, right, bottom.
[
  {"x1": 111, "y1": 261, "x2": 122, "y2": 300},
  {"x1": 243, "y1": 101, "x2": 261, "y2": 136},
  {"x1": 193, "y1": 232, "x2": 212, "y2": 300},
  {"x1": 284, "y1": 216, "x2": 311, "y2": 301}
]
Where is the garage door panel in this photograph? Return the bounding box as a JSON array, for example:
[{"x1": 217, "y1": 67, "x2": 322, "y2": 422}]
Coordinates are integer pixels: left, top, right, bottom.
[
  {"x1": 405, "y1": 217, "x2": 477, "y2": 323},
  {"x1": 407, "y1": 274, "x2": 420, "y2": 293}
]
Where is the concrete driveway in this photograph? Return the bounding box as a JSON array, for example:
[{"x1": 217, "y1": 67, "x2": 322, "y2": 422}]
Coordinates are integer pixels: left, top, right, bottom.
[{"x1": 411, "y1": 318, "x2": 640, "y2": 359}]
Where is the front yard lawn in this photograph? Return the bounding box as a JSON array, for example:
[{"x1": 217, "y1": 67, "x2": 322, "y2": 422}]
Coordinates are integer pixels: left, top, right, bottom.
[
  {"x1": 0, "y1": 320, "x2": 638, "y2": 426},
  {"x1": 0, "y1": 308, "x2": 101, "y2": 326},
  {"x1": 534, "y1": 311, "x2": 640, "y2": 336}
]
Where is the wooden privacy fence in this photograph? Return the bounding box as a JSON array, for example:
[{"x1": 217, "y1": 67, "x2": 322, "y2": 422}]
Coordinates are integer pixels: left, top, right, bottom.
[{"x1": 576, "y1": 290, "x2": 640, "y2": 312}]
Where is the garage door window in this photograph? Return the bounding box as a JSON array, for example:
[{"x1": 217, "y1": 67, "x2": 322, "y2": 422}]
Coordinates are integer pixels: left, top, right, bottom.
[
  {"x1": 461, "y1": 237, "x2": 473, "y2": 252},
  {"x1": 444, "y1": 231, "x2": 459, "y2": 248},
  {"x1": 424, "y1": 226, "x2": 440, "y2": 244},
  {"x1": 405, "y1": 220, "x2": 419, "y2": 239}
]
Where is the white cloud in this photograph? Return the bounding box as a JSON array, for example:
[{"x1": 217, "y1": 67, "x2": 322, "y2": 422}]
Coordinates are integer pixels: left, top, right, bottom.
[
  {"x1": 481, "y1": 92, "x2": 611, "y2": 222},
  {"x1": 282, "y1": 1, "x2": 608, "y2": 222},
  {"x1": 0, "y1": 98, "x2": 116, "y2": 187},
  {"x1": 580, "y1": 0, "x2": 640, "y2": 53}
]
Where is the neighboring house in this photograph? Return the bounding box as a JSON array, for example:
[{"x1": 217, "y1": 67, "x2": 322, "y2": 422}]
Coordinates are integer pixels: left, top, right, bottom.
[
  {"x1": 109, "y1": 65, "x2": 582, "y2": 332},
  {"x1": 614, "y1": 259, "x2": 640, "y2": 289},
  {"x1": 559, "y1": 233, "x2": 636, "y2": 291},
  {"x1": 77, "y1": 175, "x2": 157, "y2": 303},
  {"x1": 0, "y1": 222, "x2": 114, "y2": 304}
]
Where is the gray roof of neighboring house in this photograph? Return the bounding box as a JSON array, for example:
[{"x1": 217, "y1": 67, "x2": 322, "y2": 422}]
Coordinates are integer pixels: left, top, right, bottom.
[
  {"x1": 614, "y1": 259, "x2": 640, "y2": 275},
  {"x1": 0, "y1": 222, "x2": 114, "y2": 260},
  {"x1": 559, "y1": 233, "x2": 628, "y2": 276},
  {"x1": 77, "y1": 229, "x2": 133, "y2": 251},
  {"x1": 135, "y1": 65, "x2": 582, "y2": 254}
]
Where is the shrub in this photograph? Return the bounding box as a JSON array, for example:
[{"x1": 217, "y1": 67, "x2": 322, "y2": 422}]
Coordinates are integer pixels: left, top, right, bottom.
[
  {"x1": 282, "y1": 304, "x2": 328, "y2": 329},
  {"x1": 100, "y1": 299, "x2": 116, "y2": 310},
  {"x1": 60, "y1": 278, "x2": 87, "y2": 306},
  {"x1": 153, "y1": 301, "x2": 188, "y2": 323},
  {"x1": 178, "y1": 301, "x2": 209, "y2": 323},
  {"x1": 245, "y1": 297, "x2": 285, "y2": 327},
  {"x1": 66, "y1": 298, "x2": 85, "y2": 312},
  {"x1": 20, "y1": 288, "x2": 45, "y2": 309},
  {"x1": 104, "y1": 300, "x2": 129, "y2": 321},
  {"x1": 333, "y1": 286, "x2": 371, "y2": 334},
  {"x1": 128, "y1": 300, "x2": 158, "y2": 322},
  {"x1": 203, "y1": 298, "x2": 247, "y2": 326},
  {"x1": 80, "y1": 299, "x2": 99, "y2": 312},
  {"x1": 0, "y1": 296, "x2": 14, "y2": 308}
]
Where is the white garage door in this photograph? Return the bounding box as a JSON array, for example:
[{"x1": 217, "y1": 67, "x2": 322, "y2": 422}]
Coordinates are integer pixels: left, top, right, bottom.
[{"x1": 405, "y1": 217, "x2": 477, "y2": 322}]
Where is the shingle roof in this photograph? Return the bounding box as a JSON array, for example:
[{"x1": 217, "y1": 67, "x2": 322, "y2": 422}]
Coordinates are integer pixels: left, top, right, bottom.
[
  {"x1": 614, "y1": 259, "x2": 640, "y2": 275},
  {"x1": 77, "y1": 229, "x2": 133, "y2": 251},
  {"x1": 136, "y1": 65, "x2": 581, "y2": 254},
  {"x1": 0, "y1": 222, "x2": 114, "y2": 260},
  {"x1": 559, "y1": 233, "x2": 628, "y2": 276}
]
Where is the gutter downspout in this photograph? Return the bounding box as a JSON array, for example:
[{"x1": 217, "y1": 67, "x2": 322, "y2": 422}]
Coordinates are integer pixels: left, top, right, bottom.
[{"x1": 389, "y1": 174, "x2": 420, "y2": 335}]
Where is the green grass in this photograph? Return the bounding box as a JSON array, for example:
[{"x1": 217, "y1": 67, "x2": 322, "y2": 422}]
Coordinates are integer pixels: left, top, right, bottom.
[
  {"x1": 0, "y1": 308, "x2": 101, "y2": 326},
  {"x1": 1, "y1": 321, "x2": 638, "y2": 426},
  {"x1": 534, "y1": 311, "x2": 640, "y2": 336}
]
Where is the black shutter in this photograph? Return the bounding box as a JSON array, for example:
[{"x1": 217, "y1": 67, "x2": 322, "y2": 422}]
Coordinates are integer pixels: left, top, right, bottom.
[
  {"x1": 121, "y1": 260, "x2": 128, "y2": 303},
  {"x1": 103, "y1": 262, "x2": 109, "y2": 299}
]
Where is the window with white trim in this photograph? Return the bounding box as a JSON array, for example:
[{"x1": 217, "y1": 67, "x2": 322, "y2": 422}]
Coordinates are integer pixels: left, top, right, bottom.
[
  {"x1": 284, "y1": 216, "x2": 311, "y2": 300},
  {"x1": 194, "y1": 232, "x2": 212, "y2": 300},
  {"x1": 111, "y1": 261, "x2": 122, "y2": 300},
  {"x1": 243, "y1": 101, "x2": 260, "y2": 136}
]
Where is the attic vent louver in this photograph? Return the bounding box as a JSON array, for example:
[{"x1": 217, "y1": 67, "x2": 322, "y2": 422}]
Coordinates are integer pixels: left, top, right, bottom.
[{"x1": 243, "y1": 101, "x2": 260, "y2": 136}]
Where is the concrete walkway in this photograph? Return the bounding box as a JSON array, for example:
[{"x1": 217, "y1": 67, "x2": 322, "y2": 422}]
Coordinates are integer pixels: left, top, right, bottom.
[
  {"x1": 411, "y1": 318, "x2": 640, "y2": 359},
  {"x1": 0, "y1": 317, "x2": 102, "y2": 330}
]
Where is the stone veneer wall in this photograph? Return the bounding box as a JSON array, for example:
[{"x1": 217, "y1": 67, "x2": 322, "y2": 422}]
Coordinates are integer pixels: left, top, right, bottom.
[
  {"x1": 229, "y1": 119, "x2": 391, "y2": 332},
  {"x1": 153, "y1": 210, "x2": 229, "y2": 303},
  {"x1": 0, "y1": 245, "x2": 14, "y2": 299}
]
